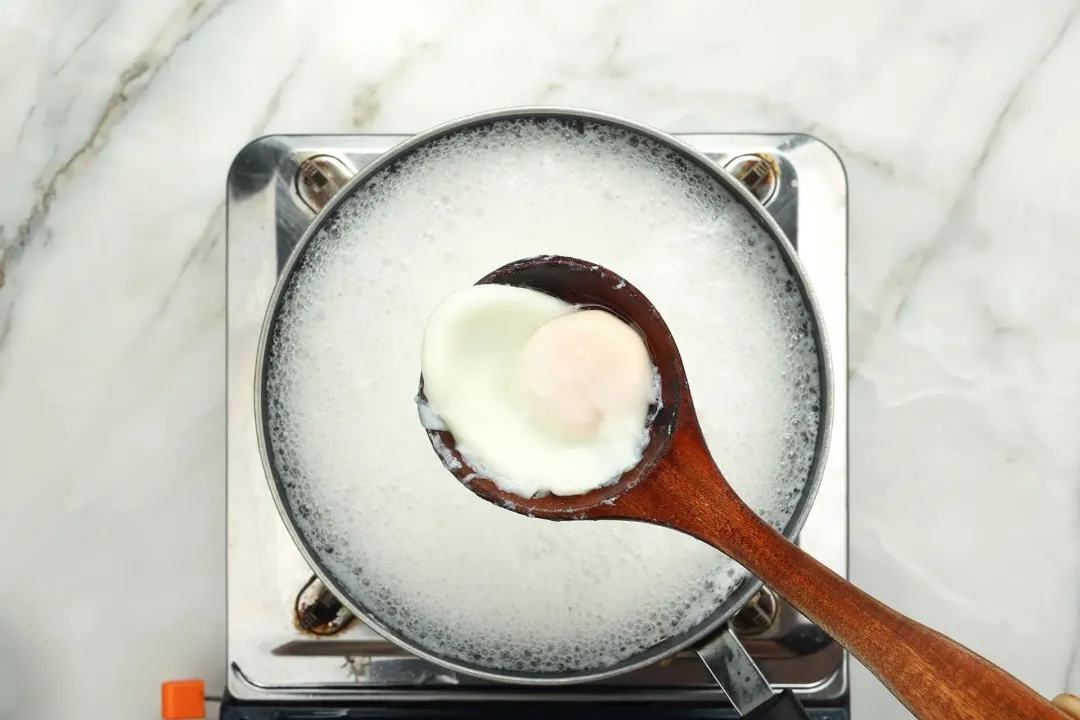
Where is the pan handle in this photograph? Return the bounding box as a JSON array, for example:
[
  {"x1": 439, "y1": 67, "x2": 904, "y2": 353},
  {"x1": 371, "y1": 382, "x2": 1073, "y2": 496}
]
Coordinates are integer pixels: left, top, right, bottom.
[{"x1": 696, "y1": 627, "x2": 811, "y2": 719}]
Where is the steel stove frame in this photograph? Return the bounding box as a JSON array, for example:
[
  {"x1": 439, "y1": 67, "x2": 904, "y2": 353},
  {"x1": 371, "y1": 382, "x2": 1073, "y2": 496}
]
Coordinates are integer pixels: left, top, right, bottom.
[{"x1": 223, "y1": 132, "x2": 849, "y2": 718}]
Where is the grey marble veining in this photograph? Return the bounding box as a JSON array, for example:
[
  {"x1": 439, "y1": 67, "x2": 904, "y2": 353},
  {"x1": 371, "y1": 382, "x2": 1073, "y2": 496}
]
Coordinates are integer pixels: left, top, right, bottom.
[{"x1": 1, "y1": 1, "x2": 1078, "y2": 718}]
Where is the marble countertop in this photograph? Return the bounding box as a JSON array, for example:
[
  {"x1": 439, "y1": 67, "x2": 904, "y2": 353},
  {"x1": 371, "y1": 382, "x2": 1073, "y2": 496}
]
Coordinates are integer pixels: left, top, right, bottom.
[{"x1": 2, "y1": 1, "x2": 1078, "y2": 718}]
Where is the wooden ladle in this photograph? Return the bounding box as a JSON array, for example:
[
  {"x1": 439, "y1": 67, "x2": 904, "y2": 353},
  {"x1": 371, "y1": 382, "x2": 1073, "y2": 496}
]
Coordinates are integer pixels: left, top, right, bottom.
[{"x1": 420, "y1": 255, "x2": 1066, "y2": 720}]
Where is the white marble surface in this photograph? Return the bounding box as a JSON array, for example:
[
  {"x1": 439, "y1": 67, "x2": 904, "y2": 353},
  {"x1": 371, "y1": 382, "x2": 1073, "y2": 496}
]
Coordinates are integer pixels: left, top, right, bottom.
[{"x1": 1, "y1": 0, "x2": 1078, "y2": 718}]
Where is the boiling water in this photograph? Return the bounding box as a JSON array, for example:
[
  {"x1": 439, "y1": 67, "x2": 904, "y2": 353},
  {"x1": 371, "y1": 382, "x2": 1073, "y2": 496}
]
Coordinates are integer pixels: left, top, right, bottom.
[{"x1": 264, "y1": 119, "x2": 822, "y2": 674}]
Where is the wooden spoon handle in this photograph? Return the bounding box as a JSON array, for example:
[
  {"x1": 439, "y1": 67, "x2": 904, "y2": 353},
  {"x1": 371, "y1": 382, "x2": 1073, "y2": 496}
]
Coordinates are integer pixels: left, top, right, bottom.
[
  {"x1": 717, "y1": 514, "x2": 1066, "y2": 720},
  {"x1": 611, "y1": 432, "x2": 1067, "y2": 720},
  {"x1": 588, "y1": 409, "x2": 1066, "y2": 719}
]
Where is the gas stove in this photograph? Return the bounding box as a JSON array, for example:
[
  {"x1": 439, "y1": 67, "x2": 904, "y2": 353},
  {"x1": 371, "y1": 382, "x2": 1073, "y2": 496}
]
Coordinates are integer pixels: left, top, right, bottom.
[{"x1": 222, "y1": 132, "x2": 849, "y2": 718}]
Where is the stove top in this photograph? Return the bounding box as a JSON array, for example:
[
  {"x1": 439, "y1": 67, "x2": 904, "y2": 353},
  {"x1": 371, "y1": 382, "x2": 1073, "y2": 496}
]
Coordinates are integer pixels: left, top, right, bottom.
[{"x1": 224, "y1": 133, "x2": 848, "y2": 713}]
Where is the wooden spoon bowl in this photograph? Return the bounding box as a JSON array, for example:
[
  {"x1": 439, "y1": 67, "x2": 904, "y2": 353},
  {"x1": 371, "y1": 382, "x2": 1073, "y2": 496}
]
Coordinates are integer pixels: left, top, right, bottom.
[
  {"x1": 418, "y1": 255, "x2": 1067, "y2": 720},
  {"x1": 419, "y1": 254, "x2": 687, "y2": 518}
]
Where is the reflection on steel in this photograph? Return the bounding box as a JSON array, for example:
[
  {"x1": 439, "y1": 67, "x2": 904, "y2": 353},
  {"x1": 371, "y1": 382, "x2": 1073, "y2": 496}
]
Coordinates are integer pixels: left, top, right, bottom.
[{"x1": 697, "y1": 627, "x2": 775, "y2": 714}]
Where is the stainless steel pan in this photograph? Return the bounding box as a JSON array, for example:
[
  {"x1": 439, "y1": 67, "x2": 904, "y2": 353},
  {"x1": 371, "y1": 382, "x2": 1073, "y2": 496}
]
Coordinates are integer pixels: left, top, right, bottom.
[{"x1": 254, "y1": 107, "x2": 833, "y2": 716}]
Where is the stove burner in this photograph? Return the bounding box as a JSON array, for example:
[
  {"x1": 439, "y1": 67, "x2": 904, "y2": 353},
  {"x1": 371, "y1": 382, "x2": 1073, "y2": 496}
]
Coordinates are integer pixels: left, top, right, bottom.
[
  {"x1": 724, "y1": 154, "x2": 780, "y2": 205},
  {"x1": 732, "y1": 588, "x2": 780, "y2": 637},
  {"x1": 294, "y1": 575, "x2": 355, "y2": 636},
  {"x1": 295, "y1": 155, "x2": 353, "y2": 213}
]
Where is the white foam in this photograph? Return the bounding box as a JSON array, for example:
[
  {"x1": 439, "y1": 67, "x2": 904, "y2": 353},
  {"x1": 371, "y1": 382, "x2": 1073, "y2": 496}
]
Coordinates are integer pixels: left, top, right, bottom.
[
  {"x1": 264, "y1": 119, "x2": 822, "y2": 674},
  {"x1": 415, "y1": 400, "x2": 447, "y2": 431}
]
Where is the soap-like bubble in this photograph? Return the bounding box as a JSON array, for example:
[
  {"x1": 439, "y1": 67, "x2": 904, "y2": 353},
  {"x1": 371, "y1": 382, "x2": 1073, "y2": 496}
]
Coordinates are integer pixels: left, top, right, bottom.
[{"x1": 264, "y1": 118, "x2": 821, "y2": 674}]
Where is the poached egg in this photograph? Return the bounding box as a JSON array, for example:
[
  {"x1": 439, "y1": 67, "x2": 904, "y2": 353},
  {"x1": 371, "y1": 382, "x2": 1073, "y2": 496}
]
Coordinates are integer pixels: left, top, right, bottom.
[{"x1": 419, "y1": 284, "x2": 659, "y2": 497}]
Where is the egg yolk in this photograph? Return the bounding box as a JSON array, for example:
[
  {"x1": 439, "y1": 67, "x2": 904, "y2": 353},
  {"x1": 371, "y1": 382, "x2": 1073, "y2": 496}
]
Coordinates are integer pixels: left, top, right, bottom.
[{"x1": 521, "y1": 310, "x2": 654, "y2": 442}]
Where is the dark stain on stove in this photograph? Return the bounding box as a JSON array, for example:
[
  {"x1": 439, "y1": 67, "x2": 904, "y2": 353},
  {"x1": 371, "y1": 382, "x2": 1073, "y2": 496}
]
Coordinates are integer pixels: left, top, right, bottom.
[
  {"x1": 343, "y1": 655, "x2": 371, "y2": 680},
  {"x1": 295, "y1": 575, "x2": 357, "y2": 636}
]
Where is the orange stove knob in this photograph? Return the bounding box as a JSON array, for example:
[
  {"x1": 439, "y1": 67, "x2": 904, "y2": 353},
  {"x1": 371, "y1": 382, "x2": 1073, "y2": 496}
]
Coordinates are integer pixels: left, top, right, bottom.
[{"x1": 161, "y1": 679, "x2": 206, "y2": 719}]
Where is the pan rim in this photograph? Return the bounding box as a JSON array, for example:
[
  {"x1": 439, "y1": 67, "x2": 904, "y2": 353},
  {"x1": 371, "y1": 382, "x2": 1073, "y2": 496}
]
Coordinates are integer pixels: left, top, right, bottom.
[{"x1": 254, "y1": 105, "x2": 834, "y2": 685}]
